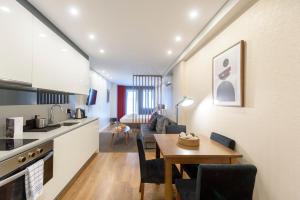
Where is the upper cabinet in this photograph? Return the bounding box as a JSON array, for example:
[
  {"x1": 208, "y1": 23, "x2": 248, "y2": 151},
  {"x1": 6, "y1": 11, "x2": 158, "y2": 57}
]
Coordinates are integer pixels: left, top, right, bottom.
[
  {"x1": 32, "y1": 18, "x2": 89, "y2": 95},
  {"x1": 0, "y1": 1, "x2": 89, "y2": 95},
  {"x1": 0, "y1": 1, "x2": 33, "y2": 84}
]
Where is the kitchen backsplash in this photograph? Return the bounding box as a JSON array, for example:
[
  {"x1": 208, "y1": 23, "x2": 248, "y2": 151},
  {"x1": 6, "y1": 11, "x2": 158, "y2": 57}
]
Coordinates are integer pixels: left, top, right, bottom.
[{"x1": 0, "y1": 104, "x2": 70, "y2": 137}]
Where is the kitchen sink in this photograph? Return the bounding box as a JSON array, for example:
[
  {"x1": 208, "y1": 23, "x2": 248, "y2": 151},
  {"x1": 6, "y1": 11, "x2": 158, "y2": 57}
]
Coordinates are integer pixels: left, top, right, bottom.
[{"x1": 61, "y1": 122, "x2": 80, "y2": 126}]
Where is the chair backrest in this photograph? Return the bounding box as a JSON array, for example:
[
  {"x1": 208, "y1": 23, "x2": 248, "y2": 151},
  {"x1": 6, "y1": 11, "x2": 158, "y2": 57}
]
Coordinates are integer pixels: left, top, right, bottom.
[
  {"x1": 210, "y1": 132, "x2": 235, "y2": 150},
  {"x1": 165, "y1": 125, "x2": 186, "y2": 134},
  {"x1": 136, "y1": 136, "x2": 146, "y2": 179},
  {"x1": 196, "y1": 164, "x2": 257, "y2": 200}
]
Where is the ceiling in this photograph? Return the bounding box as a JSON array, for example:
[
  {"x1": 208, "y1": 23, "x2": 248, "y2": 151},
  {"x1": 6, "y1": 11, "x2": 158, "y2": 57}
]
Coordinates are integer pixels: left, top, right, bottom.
[{"x1": 29, "y1": 0, "x2": 227, "y2": 85}]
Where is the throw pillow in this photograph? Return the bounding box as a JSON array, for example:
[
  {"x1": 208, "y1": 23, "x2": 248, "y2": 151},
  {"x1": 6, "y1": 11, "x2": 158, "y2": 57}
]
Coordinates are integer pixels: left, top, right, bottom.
[
  {"x1": 149, "y1": 112, "x2": 158, "y2": 122},
  {"x1": 156, "y1": 115, "x2": 169, "y2": 133},
  {"x1": 148, "y1": 116, "x2": 157, "y2": 131}
]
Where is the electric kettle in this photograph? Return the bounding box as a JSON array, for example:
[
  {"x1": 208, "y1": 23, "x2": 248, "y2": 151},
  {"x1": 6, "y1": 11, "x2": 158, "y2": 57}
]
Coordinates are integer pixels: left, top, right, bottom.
[{"x1": 75, "y1": 108, "x2": 85, "y2": 119}]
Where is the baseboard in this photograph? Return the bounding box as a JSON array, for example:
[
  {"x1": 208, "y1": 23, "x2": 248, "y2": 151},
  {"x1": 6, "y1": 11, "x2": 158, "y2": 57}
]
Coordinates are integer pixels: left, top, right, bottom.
[
  {"x1": 55, "y1": 152, "x2": 98, "y2": 200},
  {"x1": 99, "y1": 122, "x2": 111, "y2": 132}
]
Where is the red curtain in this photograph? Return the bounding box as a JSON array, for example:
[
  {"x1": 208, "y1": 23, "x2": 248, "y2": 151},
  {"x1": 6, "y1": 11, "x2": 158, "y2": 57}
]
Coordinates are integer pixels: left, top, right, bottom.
[{"x1": 117, "y1": 85, "x2": 126, "y2": 120}]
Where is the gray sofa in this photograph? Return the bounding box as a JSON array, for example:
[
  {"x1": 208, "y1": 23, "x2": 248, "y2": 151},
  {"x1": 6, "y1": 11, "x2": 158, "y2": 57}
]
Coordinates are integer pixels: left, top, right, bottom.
[{"x1": 140, "y1": 114, "x2": 185, "y2": 149}]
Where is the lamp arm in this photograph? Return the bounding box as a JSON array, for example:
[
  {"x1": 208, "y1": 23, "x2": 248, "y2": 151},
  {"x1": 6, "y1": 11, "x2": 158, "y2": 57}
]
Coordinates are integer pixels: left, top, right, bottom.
[
  {"x1": 175, "y1": 96, "x2": 186, "y2": 124},
  {"x1": 176, "y1": 96, "x2": 187, "y2": 107}
]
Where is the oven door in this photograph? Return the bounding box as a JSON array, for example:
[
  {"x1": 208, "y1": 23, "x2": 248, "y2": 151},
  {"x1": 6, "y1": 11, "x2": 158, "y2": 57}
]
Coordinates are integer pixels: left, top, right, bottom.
[{"x1": 0, "y1": 151, "x2": 53, "y2": 200}]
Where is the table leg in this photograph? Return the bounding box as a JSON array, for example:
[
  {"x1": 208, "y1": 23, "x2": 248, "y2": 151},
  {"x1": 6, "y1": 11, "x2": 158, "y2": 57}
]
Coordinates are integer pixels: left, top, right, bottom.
[
  {"x1": 125, "y1": 132, "x2": 128, "y2": 145},
  {"x1": 164, "y1": 159, "x2": 173, "y2": 200},
  {"x1": 111, "y1": 133, "x2": 115, "y2": 146},
  {"x1": 156, "y1": 143, "x2": 160, "y2": 158}
]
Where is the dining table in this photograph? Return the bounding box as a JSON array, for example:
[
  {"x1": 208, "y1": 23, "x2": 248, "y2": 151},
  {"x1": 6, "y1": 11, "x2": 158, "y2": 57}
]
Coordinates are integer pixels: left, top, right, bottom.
[{"x1": 154, "y1": 134, "x2": 243, "y2": 200}]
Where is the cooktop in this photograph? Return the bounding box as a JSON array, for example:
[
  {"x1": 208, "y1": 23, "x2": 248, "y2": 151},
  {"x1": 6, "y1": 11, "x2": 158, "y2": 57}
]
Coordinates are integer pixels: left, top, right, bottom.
[{"x1": 0, "y1": 139, "x2": 38, "y2": 151}]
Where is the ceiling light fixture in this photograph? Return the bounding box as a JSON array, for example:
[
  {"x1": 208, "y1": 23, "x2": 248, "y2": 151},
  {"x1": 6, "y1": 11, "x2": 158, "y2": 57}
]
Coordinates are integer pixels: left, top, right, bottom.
[
  {"x1": 61, "y1": 48, "x2": 68, "y2": 52},
  {"x1": 0, "y1": 6, "x2": 10, "y2": 13},
  {"x1": 88, "y1": 34, "x2": 95, "y2": 40},
  {"x1": 69, "y1": 7, "x2": 79, "y2": 16},
  {"x1": 189, "y1": 10, "x2": 199, "y2": 20},
  {"x1": 167, "y1": 50, "x2": 173, "y2": 55},
  {"x1": 39, "y1": 33, "x2": 47, "y2": 38},
  {"x1": 175, "y1": 35, "x2": 182, "y2": 42},
  {"x1": 99, "y1": 49, "x2": 105, "y2": 54}
]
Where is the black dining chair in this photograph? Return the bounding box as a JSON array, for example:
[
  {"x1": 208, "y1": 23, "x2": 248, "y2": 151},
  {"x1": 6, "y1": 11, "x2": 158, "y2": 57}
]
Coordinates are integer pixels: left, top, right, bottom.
[
  {"x1": 136, "y1": 136, "x2": 181, "y2": 200},
  {"x1": 165, "y1": 125, "x2": 186, "y2": 134},
  {"x1": 175, "y1": 164, "x2": 257, "y2": 200},
  {"x1": 182, "y1": 132, "x2": 236, "y2": 179}
]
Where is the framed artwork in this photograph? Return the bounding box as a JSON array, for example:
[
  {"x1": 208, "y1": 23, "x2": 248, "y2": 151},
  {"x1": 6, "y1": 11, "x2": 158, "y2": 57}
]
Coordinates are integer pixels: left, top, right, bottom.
[{"x1": 213, "y1": 40, "x2": 245, "y2": 106}]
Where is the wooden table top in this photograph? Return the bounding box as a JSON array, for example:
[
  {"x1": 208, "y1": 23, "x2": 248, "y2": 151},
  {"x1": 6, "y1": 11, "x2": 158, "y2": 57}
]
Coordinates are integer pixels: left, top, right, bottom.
[
  {"x1": 114, "y1": 125, "x2": 130, "y2": 133},
  {"x1": 154, "y1": 134, "x2": 242, "y2": 159}
]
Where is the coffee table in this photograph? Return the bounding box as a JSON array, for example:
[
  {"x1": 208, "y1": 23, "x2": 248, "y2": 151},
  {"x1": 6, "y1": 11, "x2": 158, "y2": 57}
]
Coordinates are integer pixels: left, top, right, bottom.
[{"x1": 111, "y1": 125, "x2": 131, "y2": 145}]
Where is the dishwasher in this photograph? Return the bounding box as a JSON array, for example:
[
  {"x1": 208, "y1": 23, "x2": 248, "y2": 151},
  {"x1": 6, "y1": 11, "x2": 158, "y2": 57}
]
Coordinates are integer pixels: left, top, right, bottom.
[{"x1": 0, "y1": 140, "x2": 53, "y2": 200}]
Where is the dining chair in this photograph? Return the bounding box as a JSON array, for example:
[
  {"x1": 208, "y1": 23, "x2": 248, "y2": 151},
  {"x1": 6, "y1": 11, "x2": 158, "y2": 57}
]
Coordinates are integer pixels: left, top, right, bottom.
[
  {"x1": 175, "y1": 164, "x2": 257, "y2": 200},
  {"x1": 136, "y1": 136, "x2": 181, "y2": 200},
  {"x1": 165, "y1": 125, "x2": 186, "y2": 134},
  {"x1": 182, "y1": 132, "x2": 236, "y2": 179}
]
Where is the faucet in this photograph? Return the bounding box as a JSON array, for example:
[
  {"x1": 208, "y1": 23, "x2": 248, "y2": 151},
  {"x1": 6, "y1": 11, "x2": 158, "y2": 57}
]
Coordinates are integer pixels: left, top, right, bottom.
[{"x1": 49, "y1": 104, "x2": 64, "y2": 124}]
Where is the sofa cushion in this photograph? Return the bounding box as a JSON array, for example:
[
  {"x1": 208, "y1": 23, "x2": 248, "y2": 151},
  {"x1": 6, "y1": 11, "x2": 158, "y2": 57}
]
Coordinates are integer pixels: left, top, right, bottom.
[
  {"x1": 156, "y1": 115, "x2": 169, "y2": 133},
  {"x1": 140, "y1": 124, "x2": 156, "y2": 144}
]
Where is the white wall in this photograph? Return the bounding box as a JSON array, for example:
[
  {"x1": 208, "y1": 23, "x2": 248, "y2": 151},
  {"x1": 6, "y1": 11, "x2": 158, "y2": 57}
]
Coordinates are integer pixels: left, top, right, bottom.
[
  {"x1": 166, "y1": 0, "x2": 300, "y2": 199},
  {"x1": 162, "y1": 75, "x2": 174, "y2": 118},
  {"x1": 86, "y1": 70, "x2": 112, "y2": 131},
  {"x1": 110, "y1": 83, "x2": 117, "y2": 118}
]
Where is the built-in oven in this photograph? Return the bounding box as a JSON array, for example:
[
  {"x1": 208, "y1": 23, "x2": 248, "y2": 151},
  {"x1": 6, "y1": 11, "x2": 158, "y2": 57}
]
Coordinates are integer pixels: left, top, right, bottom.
[{"x1": 0, "y1": 140, "x2": 53, "y2": 200}]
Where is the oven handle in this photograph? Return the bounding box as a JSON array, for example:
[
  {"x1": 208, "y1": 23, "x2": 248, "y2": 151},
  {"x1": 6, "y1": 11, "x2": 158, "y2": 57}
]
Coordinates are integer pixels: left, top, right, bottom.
[{"x1": 0, "y1": 151, "x2": 53, "y2": 187}]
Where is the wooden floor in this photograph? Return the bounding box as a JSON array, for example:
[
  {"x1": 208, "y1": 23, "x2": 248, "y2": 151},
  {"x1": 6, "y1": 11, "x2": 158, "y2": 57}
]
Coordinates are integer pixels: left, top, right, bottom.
[{"x1": 60, "y1": 152, "x2": 176, "y2": 200}]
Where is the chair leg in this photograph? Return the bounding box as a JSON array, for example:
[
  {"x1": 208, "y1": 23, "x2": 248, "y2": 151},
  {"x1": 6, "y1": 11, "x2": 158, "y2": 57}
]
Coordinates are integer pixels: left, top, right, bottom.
[
  {"x1": 180, "y1": 165, "x2": 184, "y2": 177},
  {"x1": 176, "y1": 192, "x2": 181, "y2": 200},
  {"x1": 140, "y1": 183, "x2": 145, "y2": 200},
  {"x1": 139, "y1": 182, "x2": 141, "y2": 192}
]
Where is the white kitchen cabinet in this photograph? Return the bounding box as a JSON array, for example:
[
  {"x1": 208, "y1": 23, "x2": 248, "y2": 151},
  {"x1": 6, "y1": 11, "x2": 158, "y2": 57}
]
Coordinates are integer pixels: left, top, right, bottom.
[
  {"x1": 0, "y1": 0, "x2": 89, "y2": 94},
  {"x1": 41, "y1": 120, "x2": 99, "y2": 200},
  {"x1": 32, "y1": 17, "x2": 89, "y2": 94},
  {"x1": 0, "y1": 0, "x2": 33, "y2": 83}
]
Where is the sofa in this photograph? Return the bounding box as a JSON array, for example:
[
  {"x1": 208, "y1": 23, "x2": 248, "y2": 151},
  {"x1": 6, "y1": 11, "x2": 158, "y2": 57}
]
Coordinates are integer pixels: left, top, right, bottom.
[{"x1": 140, "y1": 113, "x2": 186, "y2": 149}]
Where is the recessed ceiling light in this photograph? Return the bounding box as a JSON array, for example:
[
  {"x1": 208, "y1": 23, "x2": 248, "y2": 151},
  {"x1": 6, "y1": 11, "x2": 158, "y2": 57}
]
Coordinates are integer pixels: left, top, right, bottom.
[
  {"x1": 39, "y1": 33, "x2": 47, "y2": 38},
  {"x1": 61, "y1": 48, "x2": 68, "y2": 52},
  {"x1": 175, "y1": 35, "x2": 182, "y2": 42},
  {"x1": 88, "y1": 34, "x2": 95, "y2": 40},
  {"x1": 167, "y1": 50, "x2": 173, "y2": 55},
  {"x1": 0, "y1": 6, "x2": 10, "y2": 13},
  {"x1": 99, "y1": 49, "x2": 105, "y2": 54},
  {"x1": 69, "y1": 7, "x2": 79, "y2": 16},
  {"x1": 189, "y1": 10, "x2": 199, "y2": 19}
]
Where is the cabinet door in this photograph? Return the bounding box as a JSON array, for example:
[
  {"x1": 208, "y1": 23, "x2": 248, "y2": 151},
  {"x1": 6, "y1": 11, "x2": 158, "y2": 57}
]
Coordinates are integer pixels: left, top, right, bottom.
[
  {"x1": 32, "y1": 17, "x2": 89, "y2": 94},
  {"x1": 0, "y1": 1, "x2": 33, "y2": 83},
  {"x1": 61, "y1": 45, "x2": 90, "y2": 95},
  {"x1": 32, "y1": 17, "x2": 69, "y2": 92},
  {"x1": 41, "y1": 120, "x2": 99, "y2": 200}
]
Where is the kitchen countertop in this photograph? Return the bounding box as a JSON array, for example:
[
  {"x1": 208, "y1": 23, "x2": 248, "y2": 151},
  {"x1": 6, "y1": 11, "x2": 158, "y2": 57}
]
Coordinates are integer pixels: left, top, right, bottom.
[{"x1": 0, "y1": 117, "x2": 98, "y2": 162}]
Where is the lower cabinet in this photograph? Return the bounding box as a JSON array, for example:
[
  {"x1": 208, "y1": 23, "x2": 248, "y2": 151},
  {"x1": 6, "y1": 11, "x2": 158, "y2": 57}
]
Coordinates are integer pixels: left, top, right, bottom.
[{"x1": 40, "y1": 120, "x2": 99, "y2": 200}]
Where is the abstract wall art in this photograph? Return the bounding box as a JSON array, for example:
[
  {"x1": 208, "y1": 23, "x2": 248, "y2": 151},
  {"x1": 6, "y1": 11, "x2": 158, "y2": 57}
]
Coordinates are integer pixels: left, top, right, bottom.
[{"x1": 213, "y1": 40, "x2": 245, "y2": 106}]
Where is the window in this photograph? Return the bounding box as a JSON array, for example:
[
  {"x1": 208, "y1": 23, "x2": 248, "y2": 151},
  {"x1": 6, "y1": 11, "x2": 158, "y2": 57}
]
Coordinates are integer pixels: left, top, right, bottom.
[
  {"x1": 142, "y1": 89, "x2": 154, "y2": 109},
  {"x1": 126, "y1": 89, "x2": 138, "y2": 115}
]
